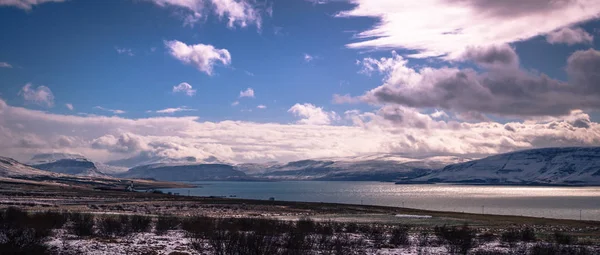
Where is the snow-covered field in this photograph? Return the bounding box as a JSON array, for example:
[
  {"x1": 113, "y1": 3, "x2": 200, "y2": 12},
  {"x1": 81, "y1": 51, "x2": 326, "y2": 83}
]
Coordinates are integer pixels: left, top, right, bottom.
[{"x1": 44, "y1": 228, "x2": 597, "y2": 255}]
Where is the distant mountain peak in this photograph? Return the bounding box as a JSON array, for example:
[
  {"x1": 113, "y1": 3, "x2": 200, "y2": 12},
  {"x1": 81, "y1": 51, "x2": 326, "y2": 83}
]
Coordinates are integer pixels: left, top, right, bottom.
[
  {"x1": 29, "y1": 153, "x2": 87, "y2": 164},
  {"x1": 29, "y1": 153, "x2": 106, "y2": 177},
  {"x1": 411, "y1": 147, "x2": 600, "y2": 185}
]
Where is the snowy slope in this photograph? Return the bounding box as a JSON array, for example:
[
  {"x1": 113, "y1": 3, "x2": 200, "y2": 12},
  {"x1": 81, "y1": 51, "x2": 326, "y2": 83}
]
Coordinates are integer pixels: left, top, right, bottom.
[
  {"x1": 118, "y1": 163, "x2": 247, "y2": 181},
  {"x1": 29, "y1": 153, "x2": 106, "y2": 177},
  {"x1": 413, "y1": 147, "x2": 600, "y2": 185},
  {"x1": 104, "y1": 152, "x2": 221, "y2": 168},
  {"x1": 238, "y1": 155, "x2": 469, "y2": 181},
  {"x1": 0, "y1": 156, "x2": 59, "y2": 178},
  {"x1": 95, "y1": 163, "x2": 129, "y2": 175},
  {"x1": 29, "y1": 153, "x2": 87, "y2": 164}
]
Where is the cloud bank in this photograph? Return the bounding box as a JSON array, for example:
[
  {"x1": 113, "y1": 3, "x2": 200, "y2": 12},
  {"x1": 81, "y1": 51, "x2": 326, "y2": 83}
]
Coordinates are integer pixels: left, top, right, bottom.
[
  {"x1": 0, "y1": 98, "x2": 599, "y2": 164},
  {"x1": 338, "y1": 48, "x2": 600, "y2": 118}
]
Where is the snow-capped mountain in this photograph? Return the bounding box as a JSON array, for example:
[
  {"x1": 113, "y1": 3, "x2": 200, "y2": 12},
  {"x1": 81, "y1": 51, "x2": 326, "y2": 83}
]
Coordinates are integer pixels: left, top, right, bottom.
[
  {"x1": 29, "y1": 153, "x2": 87, "y2": 164},
  {"x1": 237, "y1": 154, "x2": 469, "y2": 181},
  {"x1": 95, "y1": 163, "x2": 129, "y2": 175},
  {"x1": 105, "y1": 152, "x2": 216, "y2": 168},
  {"x1": 0, "y1": 156, "x2": 59, "y2": 178},
  {"x1": 411, "y1": 147, "x2": 600, "y2": 185},
  {"x1": 29, "y1": 153, "x2": 106, "y2": 177},
  {"x1": 117, "y1": 163, "x2": 248, "y2": 181}
]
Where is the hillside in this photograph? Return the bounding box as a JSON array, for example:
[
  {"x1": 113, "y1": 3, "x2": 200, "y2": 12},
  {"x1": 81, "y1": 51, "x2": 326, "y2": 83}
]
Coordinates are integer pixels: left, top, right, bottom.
[
  {"x1": 236, "y1": 155, "x2": 468, "y2": 181},
  {"x1": 118, "y1": 163, "x2": 248, "y2": 181},
  {"x1": 409, "y1": 147, "x2": 600, "y2": 185},
  {"x1": 0, "y1": 156, "x2": 59, "y2": 178},
  {"x1": 32, "y1": 159, "x2": 107, "y2": 177}
]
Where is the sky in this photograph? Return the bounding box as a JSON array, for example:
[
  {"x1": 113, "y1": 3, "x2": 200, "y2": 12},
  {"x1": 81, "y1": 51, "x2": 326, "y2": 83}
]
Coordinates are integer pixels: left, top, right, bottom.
[{"x1": 0, "y1": 0, "x2": 599, "y2": 164}]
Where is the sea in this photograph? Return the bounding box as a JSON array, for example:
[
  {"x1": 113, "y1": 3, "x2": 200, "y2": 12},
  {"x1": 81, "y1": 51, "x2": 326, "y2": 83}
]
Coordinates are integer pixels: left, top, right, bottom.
[{"x1": 161, "y1": 181, "x2": 600, "y2": 221}]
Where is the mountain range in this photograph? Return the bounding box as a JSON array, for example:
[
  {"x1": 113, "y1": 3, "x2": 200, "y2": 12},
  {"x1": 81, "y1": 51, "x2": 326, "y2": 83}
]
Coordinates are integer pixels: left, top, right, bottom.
[
  {"x1": 8, "y1": 147, "x2": 600, "y2": 186},
  {"x1": 408, "y1": 147, "x2": 600, "y2": 186}
]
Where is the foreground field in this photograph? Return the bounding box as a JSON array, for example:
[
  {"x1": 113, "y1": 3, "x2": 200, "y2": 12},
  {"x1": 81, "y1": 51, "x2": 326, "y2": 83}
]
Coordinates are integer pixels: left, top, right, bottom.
[{"x1": 1, "y1": 181, "x2": 599, "y2": 254}]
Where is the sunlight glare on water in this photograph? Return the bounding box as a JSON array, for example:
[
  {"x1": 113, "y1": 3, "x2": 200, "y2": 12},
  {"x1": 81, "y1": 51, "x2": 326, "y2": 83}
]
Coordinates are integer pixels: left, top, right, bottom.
[{"x1": 163, "y1": 181, "x2": 600, "y2": 221}]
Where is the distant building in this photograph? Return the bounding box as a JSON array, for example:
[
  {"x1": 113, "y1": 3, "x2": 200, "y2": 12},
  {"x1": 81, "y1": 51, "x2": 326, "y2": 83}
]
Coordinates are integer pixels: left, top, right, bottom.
[{"x1": 126, "y1": 181, "x2": 134, "y2": 191}]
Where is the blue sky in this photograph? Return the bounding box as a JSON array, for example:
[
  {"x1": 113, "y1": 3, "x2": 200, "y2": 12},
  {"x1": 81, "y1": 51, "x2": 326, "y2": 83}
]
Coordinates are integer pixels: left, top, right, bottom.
[
  {"x1": 0, "y1": 0, "x2": 384, "y2": 122},
  {"x1": 0, "y1": 0, "x2": 599, "y2": 163}
]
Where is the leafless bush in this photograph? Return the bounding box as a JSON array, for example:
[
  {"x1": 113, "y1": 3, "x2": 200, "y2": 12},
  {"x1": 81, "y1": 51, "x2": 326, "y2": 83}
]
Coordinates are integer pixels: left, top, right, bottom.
[
  {"x1": 0, "y1": 207, "x2": 51, "y2": 254},
  {"x1": 97, "y1": 215, "x2": 129, "y2": 237},
  {"x1": 155, "y1": 215, "x2": 180, "y2": 235},
  {"x1": 344, "y1": 222, "x2": 358, "y2": 233},
  {"x1": 434, "y1": 224, "x2": 477, "y2": 255},
  {"x1": 296, "y1": 217, "x2": 317, "y2": 234},
  {"x1": 129, "y1": 215, "x2": 151, "y2": 233},
  {"x1": 367, "y1": 225, "x2": 386, "y2": 248},
  {"x1": 282, "y1": 230, "x2": 311, "y2": 255},
  {"x1": 182, "y1": 215, "x2": 215, "y2": 239},
  {"x1": 501, "y1": 227, "x2": 536, "y2": 244},
  {"x1": 554, "y1": 231, "x2": 576, "y2": 245},
  {"x1": 68, "y1": 213, "x2": 95, "y2": 237},
  {"x1": 389, "y1": 225, "x2": 410, "y2": 246}
]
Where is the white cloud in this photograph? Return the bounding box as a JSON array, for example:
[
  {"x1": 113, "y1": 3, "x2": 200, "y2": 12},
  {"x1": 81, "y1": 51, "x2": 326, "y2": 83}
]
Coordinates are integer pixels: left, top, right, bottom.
[
  {"x1": 65, "y1": 103, "x2": 74, "y2": 111},
  {"x1": 231, "y1": 101, "x2": 239, "y2": 106},
  {"x1": 0, "y1": 62, "x2": 12, "y2": 68},
  {"x1": 165, "y1": 40, "x2": 231, "y2": 75},
  {"x1": 115, "y1": 47, "x2": 134, "y2": 56},
  {"x1": 149, "y1": 0, "x2": 262, "y2": 28},
  {"x1": 546, "y1": 27, "x2": 594, "y2": 45},
  {"x1": 94, "y1": 106, "x2": 126, "y2": 115},
  {"x1": 430, "y1": 110, "x2": 448, "y2": 119},
  {"x1": 18, "y1": 83, "x2": 54, "y2": 108},
  {"x1": 154, "y1": 107, "x2": 197, "y2": 114},
  {"x1": 172, "y1": 82, "x2": 197, "y2": 96},
  {"x1": 0, "y1": 0, "x2": 65, "y2": 10},
  {"x1": 239, "y1": 88, "x2": 255, "y2": 98},
  {"x1": 288, "y1": 103, "x2": 339, "y2": 125},
  {"x1": 337, "y1": 0, "x2": 600, "y2": 59},
  {"x1": 0, "y1": 98, "x2": 599, "y2": 163},
  {"x1": 306, "y1": 0, "x2": 329, "y2": 5},
  {"x1": 339, "y1": 49, "x2": 600, "y2": 118},
  {"x1": 211, "y1": 0, "x2": 261, "y2": 28},
  {"x1": 256, "y1": 104, "x2": 266, "y2": 109},
  {"x1": 304, "y1": 53, "x2": 314, "y2": 62}
]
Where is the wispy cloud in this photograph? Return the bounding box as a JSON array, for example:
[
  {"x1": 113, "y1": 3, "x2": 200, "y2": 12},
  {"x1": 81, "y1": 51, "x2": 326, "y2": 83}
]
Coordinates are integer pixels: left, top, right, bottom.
[
  {"x1": 94, "y1": 106, "x2": 126, "y2": 115},
  {"x1": 115, "y1": 47, "x2": 134, "y2": 56},
  {"x1": 154, "y1": 106, "x2": 197, "y2": 114},
  {"x1": 149, "y1": 0, "x2": 264, "y2": 29},
  {"x1": 338, "y1": 0, "x2": 600, "y2": 59},
  {"x1": 304, "y1": 53, "x2": 314, "y2": 62},
  {"x1": 257, "y1": 104, "x2": 266, "y2": 109},
  {"x1": 65, "y1": 103, "x2": 74, "y2": 111},
  {"x1": 239, "y1": 88, "x2": 255, "y2": 98},
  {"x1": 0, "y1": 0, "x2": 65, "y2": 10},
  {"x1": 0, "y1": 62, "x2": 12, "y2": 68},
  {"x1": 231, "y1": 101, "x2": 240, "y2": 106},
  {"x1": 172, "y1": 82, "x2": 197, "y2": 96},
  {"x1": 18, "y1": 83, "x2": 54, "y2": 108}
]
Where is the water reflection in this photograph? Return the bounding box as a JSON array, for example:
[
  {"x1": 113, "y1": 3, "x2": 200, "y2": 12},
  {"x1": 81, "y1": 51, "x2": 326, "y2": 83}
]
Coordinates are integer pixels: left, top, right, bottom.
[{"x1": 162, "y1": 181, "x2": 600, "y2": 220}]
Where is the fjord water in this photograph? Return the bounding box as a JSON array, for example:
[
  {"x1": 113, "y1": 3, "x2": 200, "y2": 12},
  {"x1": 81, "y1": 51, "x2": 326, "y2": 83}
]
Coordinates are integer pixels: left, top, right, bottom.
[{"x1": 163, "y1": 181, "x2": 600, "y2": 221}]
